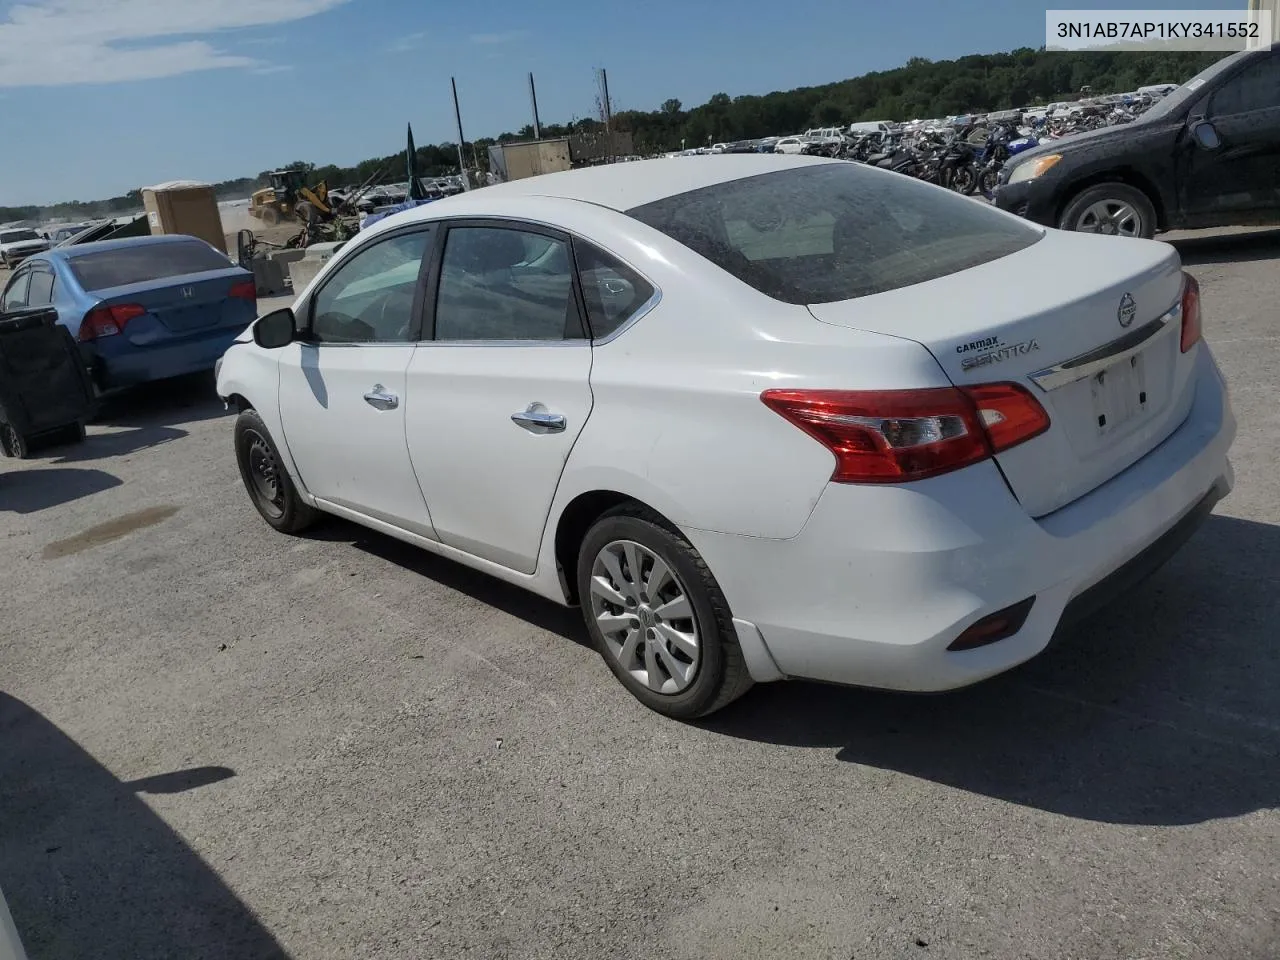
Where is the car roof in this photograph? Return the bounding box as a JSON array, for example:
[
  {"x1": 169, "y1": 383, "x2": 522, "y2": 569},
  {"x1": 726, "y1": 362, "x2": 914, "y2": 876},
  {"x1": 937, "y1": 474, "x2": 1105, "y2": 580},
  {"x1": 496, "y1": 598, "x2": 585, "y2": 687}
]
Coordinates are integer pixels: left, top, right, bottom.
[
  {"x1": 53, "y1": 234, "x2": 214, "y2": 260},
  {"x1": 422, "y1": 154, "x2": 823, "y2": 214}
]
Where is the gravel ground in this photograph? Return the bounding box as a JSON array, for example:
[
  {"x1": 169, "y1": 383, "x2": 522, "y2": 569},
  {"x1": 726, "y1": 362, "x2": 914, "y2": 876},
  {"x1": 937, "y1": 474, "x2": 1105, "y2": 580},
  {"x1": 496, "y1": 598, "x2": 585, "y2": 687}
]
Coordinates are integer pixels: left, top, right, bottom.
[{"x1": 1, "y1": 227, "x2": 1277, "y2": 960}]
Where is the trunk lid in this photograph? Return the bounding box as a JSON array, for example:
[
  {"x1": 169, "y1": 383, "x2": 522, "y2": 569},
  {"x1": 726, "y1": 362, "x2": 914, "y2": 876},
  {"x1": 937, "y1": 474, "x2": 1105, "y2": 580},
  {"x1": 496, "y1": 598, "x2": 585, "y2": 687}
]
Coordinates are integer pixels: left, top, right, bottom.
[
  {"x1": 94, "y1": 268, "x2": 255, "y2": 340},
  {"x1": 808, "y1": 230, "x2": 1194, "y2": 517}
]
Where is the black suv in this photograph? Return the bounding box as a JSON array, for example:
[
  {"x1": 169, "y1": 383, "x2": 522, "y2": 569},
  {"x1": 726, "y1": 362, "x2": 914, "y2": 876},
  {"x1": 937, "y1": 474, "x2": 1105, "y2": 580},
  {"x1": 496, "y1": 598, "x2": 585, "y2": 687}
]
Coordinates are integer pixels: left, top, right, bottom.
[{"x1": 995, "y1": 48, "x2": 1280, "y2": 238}]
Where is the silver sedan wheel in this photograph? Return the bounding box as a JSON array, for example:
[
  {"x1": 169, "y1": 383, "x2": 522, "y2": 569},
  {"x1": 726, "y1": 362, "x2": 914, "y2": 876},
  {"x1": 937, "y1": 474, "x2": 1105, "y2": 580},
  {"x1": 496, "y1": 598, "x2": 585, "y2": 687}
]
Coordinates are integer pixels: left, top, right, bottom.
[
  {"x1": 1075, "y1": 199, "x2": 1144, "y2": 237},
  {"x1": 588, "y1": 539, "x2": 700, "y2": 695}
]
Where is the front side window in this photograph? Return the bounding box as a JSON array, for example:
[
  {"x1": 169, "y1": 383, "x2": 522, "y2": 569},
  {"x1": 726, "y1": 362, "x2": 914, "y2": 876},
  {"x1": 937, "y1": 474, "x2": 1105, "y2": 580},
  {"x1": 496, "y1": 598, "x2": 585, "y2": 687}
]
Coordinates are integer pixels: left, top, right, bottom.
[
  {"x1": 628, "y1": 163, "x2": 1041, "y2": 305},
  {"x1": 1210, "y1": 56, "x2": 1280, "y2": 117},
  {"x1": 308, "y1": 230, "x2": 432, "y2": 344},
  {"x1": 433, "y1": 226, "x2": 579, "y2": 341},
  {"x1": 574, "y1": 241, "x2": 655, "y2": 339}
]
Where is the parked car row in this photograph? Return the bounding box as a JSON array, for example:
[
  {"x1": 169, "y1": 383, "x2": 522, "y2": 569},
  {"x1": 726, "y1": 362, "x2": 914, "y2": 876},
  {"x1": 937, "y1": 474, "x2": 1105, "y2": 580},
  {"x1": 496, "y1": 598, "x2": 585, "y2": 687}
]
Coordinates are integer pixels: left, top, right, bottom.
[{"x1": 215, "y1": 152, "x2": 1234, "y2": 721}]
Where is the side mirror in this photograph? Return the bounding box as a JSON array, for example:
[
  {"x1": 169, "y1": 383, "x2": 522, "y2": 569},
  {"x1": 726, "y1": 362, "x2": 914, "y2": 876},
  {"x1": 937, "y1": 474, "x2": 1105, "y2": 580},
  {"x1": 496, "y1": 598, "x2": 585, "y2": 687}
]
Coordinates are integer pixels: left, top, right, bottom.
[
  {"x1": 253, "y1": 308, "x2": 296, "y2": 349},
  {"x1": 1191, "y1": 120, "x2": 1221, "y2": 151}
]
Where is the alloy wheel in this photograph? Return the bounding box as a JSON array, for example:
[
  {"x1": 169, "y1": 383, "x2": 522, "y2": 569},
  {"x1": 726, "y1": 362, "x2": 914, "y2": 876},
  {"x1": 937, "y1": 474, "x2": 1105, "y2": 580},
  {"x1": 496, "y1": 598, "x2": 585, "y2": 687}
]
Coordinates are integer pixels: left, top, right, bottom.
[
  {"x1": 1075, "y1": 199, "x2": 1143, "y2": 237},
  {"x1": 588, "y1": 539, "x2": 700, "y2": 695}
]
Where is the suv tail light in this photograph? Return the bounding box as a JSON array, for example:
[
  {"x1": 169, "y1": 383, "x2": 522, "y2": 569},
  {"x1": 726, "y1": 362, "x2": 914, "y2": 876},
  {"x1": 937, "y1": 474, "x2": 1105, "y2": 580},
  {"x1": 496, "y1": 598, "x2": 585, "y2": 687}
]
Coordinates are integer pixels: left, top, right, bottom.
[
  {"x1": 78, "y1": 303, "x2": 145, "y2": 341},
  {"x1": 761, "y1": 383, "x2": 1050, "y2": 484},
  {"x1": 1180, "y1": 272, "x2": 1201, "y2": 353}
]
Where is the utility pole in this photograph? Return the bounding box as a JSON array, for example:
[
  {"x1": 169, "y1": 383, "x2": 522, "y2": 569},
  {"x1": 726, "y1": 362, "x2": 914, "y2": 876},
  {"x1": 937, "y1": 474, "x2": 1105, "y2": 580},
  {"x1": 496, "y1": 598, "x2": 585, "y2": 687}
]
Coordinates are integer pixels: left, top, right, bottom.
[
  {"x1": 600, "y1": 67, "x2": 613, "y2": 133},
  {"x1": 451, "y1": 77, "x2": 470, "y2": 191},
  {"x1": 528, "y1": 72, "x2": 542, "y2": 139}
]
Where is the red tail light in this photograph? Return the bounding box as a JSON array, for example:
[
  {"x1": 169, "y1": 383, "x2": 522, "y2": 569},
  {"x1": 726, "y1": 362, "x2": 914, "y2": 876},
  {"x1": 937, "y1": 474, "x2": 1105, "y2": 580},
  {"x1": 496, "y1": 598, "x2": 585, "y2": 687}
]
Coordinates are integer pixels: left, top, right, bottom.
[
  {"x1": 1180, "y1": 272, "x2": 1201, "y2": 353},
  {"x1": 230, "y1": 279, "x2": 257, "y2": 301},
  {"x1": 761, "y1": 383, "x2": 1050, "y2": 484},
  {"x1": 78, "y1": 303, "x2": 145, "y2": 341}
]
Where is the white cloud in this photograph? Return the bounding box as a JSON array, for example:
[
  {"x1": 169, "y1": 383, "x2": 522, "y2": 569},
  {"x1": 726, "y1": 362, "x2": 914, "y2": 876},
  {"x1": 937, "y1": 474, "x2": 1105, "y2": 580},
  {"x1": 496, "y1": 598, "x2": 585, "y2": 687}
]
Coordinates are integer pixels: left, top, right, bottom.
[
  {"x1": 387, "y1": 30, "x2": 426, "y2": 53},
  {"x1": 250, "y1": 64, "x2": 294, "y2": 75},
  {"x1": 0, "y1": 0, "x2": 351, "y2": 87},
  {"x1": 469, "y1": 30, "x2": 523, "y2": 44}
]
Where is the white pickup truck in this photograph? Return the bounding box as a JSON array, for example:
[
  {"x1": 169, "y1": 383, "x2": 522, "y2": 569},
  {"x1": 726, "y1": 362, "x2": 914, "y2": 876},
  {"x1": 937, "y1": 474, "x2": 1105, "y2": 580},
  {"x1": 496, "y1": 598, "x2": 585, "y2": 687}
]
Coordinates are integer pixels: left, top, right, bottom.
[{"x1": 0, "y1": 229, "x2": 49, "y2": 269}]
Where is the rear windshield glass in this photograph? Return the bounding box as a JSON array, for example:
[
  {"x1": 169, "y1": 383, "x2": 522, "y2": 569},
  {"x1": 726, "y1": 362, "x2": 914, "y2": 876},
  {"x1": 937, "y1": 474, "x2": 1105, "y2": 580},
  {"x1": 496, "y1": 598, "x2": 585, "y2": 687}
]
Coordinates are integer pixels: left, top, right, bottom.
[
  {"x1": 69, "y1": 241, "x2": 231, "y2": 291},
  {"x1": 627, "y1": 163, "x2": 1041, "y2": 304}
]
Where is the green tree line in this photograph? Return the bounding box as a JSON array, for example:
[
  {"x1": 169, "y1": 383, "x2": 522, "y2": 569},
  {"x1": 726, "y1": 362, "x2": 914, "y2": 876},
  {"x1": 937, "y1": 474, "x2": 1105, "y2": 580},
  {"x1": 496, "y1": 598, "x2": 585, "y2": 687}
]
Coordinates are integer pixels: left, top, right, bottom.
[{"x1": 1, "y1": 46, "x2": 1220, "y2": 223}]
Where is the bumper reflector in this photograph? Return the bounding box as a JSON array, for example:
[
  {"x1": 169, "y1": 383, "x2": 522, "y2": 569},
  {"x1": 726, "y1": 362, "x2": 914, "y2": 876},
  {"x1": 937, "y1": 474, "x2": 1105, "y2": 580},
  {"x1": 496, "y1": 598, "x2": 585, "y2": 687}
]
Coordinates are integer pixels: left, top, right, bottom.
[{"x1": 947, "y1": 597, "x2": 1036, "y2": 652}]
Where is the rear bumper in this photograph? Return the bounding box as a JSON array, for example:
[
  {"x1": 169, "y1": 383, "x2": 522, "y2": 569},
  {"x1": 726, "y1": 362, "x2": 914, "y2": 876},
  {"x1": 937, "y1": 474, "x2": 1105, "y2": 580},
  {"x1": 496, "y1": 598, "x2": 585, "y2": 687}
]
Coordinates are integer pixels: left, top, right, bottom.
[
  {"x1": 87, "y1": 326, "x2": 250, "y2": 390},
  {"x1": 684, "y1": 345, "x2": 1236, "y2": 690}
]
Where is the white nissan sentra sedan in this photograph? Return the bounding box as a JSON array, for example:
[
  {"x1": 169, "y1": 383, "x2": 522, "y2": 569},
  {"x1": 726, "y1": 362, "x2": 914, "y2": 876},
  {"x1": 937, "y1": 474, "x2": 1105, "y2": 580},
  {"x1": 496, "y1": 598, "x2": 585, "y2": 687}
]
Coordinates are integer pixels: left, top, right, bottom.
[{"x1": 216, "y1": 154, "x2": 1235, "y2": 720}]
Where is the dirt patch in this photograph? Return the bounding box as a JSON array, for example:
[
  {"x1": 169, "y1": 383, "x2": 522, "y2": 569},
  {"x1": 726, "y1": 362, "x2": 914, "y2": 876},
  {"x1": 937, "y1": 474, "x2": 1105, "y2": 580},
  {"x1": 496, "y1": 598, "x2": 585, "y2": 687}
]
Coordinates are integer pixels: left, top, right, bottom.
[{"x1": 43, "y1": 504, "x2": 180, "y2": 559}]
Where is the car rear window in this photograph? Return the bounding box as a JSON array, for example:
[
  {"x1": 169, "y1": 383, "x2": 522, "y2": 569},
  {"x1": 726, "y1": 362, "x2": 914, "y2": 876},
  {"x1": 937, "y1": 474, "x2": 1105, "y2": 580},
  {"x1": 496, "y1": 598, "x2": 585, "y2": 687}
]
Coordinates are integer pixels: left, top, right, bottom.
[
  {"x1": 626, "y1": 163, "x2": 1042, "y2": 305},
  {"x1": 69, "y1": 241, "x2": 231, "y2": 291}
]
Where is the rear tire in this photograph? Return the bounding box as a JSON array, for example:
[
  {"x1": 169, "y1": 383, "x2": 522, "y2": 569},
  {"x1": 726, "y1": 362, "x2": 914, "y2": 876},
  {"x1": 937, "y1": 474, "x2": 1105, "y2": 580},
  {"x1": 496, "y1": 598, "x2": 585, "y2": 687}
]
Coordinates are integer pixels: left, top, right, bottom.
[
  {"x1": 577, "y1": 505, "x2": 753, "y2": 720},
  {"x1": 234, "y1": 409, "x2": 317, "y2": 534},
  {"x1": 1058, "y1": 183, "x2": 1156, "y2": 239}
]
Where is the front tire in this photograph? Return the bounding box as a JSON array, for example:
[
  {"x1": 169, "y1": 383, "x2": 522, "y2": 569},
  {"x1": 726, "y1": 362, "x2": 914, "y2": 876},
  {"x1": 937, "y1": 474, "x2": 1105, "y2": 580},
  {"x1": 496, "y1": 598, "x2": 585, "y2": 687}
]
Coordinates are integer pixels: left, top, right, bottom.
[
  {"x1": 577, "y1": 506, "x2": 753, "y2": 720},
  {"x1": 952, "y1": 164, "x2": 978, "y2": 195},
  {"x1": 234, "y1": 409, "x2": 317, "y2": 533},
  {"x1": 1058, "y1": 183, "x2": 1156, "y2": 239},
  {"x1": 0, "y1": 414, "x2": 29, "y2": 458}
]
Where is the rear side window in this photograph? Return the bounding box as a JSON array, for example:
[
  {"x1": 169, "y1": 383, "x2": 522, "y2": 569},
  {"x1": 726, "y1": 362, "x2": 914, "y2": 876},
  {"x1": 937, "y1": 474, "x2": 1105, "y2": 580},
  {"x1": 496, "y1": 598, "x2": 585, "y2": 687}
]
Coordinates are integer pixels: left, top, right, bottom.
[
  {"x1": 26, "y1": 270, "x2": 55, "y2": 306},
  {"x1": 573, "y1": 241, "x2": 655, "y2": 339},
  {"x1": 627, "y1": 163, "x2": 1041, "y2": 305},
  {"x1": 69, "y1": 241, "x2": 231, "y2": 292}
]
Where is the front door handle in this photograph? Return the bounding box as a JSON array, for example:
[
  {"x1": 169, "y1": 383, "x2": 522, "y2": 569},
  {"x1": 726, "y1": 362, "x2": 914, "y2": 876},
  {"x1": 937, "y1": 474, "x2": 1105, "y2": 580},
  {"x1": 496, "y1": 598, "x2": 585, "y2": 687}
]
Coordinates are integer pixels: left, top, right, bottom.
[
  {"x1": 363, "y1": 385, "x2": 399, "y2": 411},
  {"x1": 511, "y1": 403, "x2": 566, "y2": 434}
]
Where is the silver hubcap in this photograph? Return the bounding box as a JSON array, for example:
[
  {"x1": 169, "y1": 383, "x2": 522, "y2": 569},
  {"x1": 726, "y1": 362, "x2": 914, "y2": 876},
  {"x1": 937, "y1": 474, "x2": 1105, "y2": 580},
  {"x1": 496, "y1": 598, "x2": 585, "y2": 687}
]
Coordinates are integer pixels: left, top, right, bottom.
[
  {"x1": 589, "y1": 540, "x2": 700, "y2": 695},
  {"x1": 1076, "y1": 199, "x2": 1143, "y2": 237}
]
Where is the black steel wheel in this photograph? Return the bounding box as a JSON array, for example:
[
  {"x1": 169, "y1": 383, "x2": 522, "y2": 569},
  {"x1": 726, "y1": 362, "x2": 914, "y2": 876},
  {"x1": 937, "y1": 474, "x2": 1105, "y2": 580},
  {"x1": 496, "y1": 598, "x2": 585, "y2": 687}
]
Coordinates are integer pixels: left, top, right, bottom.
[{"x1": 233, "y1": 409, "x2": 318, "y2": 533}]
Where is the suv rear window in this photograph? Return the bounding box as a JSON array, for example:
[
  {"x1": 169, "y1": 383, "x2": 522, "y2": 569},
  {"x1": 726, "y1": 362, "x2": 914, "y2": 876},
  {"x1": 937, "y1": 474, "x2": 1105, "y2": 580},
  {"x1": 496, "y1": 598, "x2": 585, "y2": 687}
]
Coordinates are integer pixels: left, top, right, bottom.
[
  {"x1": 68, "y1": 241, "x2": 231, "y2": 291},
  {"x1": 627, "y1": 163, "x2": 1041, "y2": 304}
]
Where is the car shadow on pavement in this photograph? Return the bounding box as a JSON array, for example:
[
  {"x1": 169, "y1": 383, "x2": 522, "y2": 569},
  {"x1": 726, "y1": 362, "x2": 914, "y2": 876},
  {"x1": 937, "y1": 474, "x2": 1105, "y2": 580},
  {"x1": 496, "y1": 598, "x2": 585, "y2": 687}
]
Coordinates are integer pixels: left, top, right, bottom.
[
  {"x1": 704, "y1": 514, "x2": 1280, "y2": 826},
  {"x1": 306, "y1": 519, "x2": 590, "y2": 647},
  {"x1": 0, "y1": 693, "x2": 288, "y2": 960},
  {"x1": 0, "y1": 467, "x2": 122, "y2": 513},
  {"x1": 50, "y1": 425, "x2": 187, "y2": 463},
  {"x1": 93, "y1": 372, "x2": 231, "y2": 429},
  {"x1": 1171, "y1": 227, "x2": 1280, "y2": 267}
]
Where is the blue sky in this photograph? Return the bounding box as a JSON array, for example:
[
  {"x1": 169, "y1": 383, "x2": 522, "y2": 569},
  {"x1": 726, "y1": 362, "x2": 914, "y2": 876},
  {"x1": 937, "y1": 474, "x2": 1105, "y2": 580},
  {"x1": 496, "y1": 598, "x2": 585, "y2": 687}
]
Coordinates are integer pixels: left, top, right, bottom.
[{"x1": 0, "y1": 0, "x2": 1247, "y2": 205}]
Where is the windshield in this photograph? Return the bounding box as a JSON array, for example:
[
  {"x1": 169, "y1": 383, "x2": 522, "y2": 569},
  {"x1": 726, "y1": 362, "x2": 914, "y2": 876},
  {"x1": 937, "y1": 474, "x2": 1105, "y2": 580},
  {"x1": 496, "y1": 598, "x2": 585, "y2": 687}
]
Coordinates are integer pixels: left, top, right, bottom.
[
  {"x1": 1143, "y1": 51, "x2": 1251, "y2": 122},
  {"x1": 0, "y1": 230, "x2": 41, "y2": 243},
  {"x1": 627, "y1": 163, "x2": 1041, "y2": 305},
  {"x1": 68, "y1": 241, "x2": 231, "y2": 291}
]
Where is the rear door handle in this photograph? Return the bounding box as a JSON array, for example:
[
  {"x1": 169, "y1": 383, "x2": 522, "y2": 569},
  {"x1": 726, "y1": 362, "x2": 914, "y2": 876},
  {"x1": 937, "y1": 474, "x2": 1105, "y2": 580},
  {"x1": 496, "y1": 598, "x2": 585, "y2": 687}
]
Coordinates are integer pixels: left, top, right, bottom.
[
  {"x1": 363, "y1": 385, "x2": 399, "y2": 411},
  {"x1": 511, "y1": 403, "x2": 566, "y2": 434}
]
